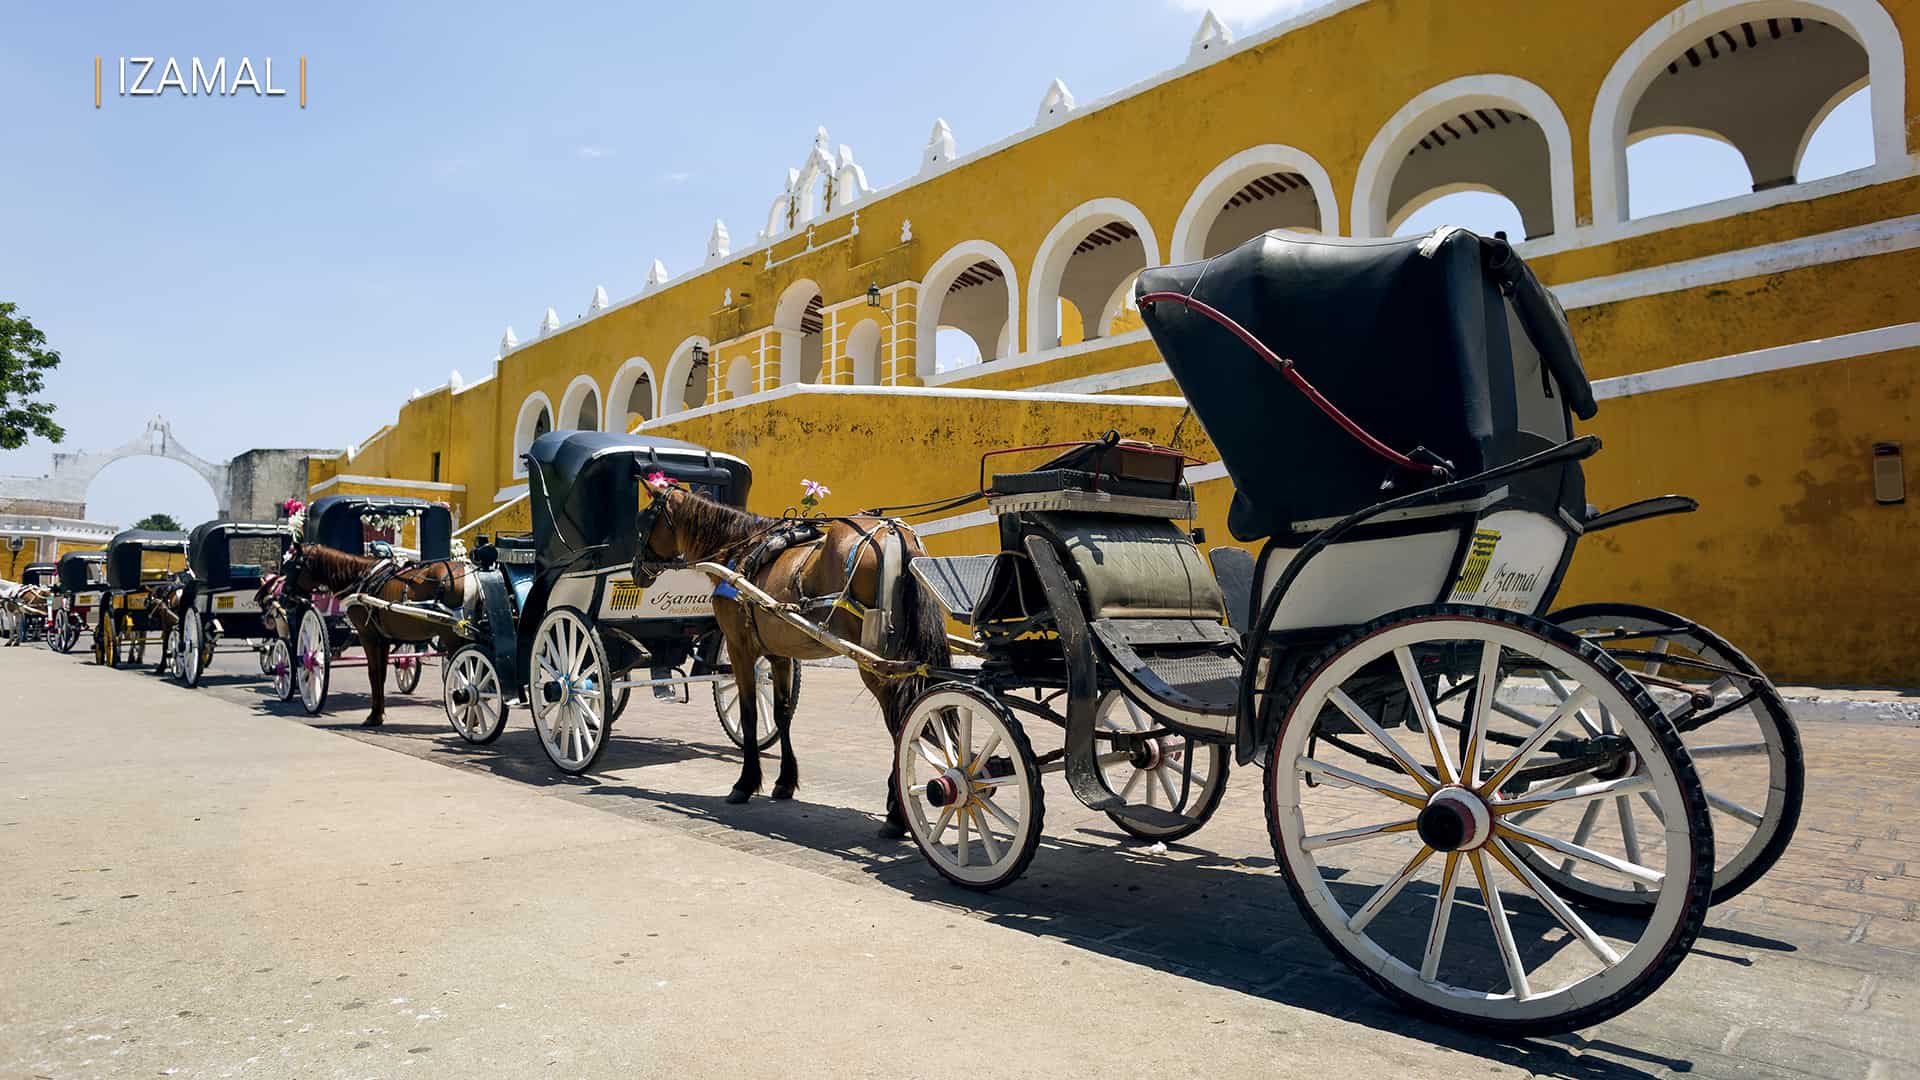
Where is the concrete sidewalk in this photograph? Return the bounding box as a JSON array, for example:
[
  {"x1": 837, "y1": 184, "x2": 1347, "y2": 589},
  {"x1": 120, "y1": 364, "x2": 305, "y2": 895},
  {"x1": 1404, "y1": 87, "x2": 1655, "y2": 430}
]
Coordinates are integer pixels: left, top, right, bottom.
[{"x1": 3, "y1": 648, "x2": 1521, "y2": 1079}]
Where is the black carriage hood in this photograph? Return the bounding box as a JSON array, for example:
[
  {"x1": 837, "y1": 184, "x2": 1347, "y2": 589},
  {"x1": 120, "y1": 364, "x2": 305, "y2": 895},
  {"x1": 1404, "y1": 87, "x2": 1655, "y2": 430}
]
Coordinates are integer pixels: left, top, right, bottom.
[
  {"x1": 20, "y1": 563, "x2": 57, "y2": 586},
  {"x1": 306, "y1": 494, "x2": 452, "y2": 560},
  {"x1": 1136, "y1": 228, "x2": 1593, "y2": 541},
  {"x1": 525, "y1": 430, "x2": 751, "y2": 567},
  {"x1": 105, "y1": 529, "x2": 188, "y2": 591},
  {"x1": 57, "y1": 551, "x2": 106, "y2": 591},
  {"x1": 188, "y1": 520, "x2": 295, "y2": 585}
]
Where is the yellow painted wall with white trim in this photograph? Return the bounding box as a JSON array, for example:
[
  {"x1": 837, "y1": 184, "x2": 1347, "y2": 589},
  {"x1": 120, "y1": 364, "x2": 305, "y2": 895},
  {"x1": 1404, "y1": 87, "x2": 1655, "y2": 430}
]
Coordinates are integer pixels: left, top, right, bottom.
[{"x1": 314, "y1": 0, "x2": 1920, "y2": 684}]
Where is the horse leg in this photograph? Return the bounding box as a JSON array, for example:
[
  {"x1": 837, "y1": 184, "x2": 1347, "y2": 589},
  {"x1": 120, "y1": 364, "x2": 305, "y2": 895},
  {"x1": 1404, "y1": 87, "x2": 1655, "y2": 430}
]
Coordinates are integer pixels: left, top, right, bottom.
[
  {"x1": 353, "y1": 611, "x2": 387, "y2": 727},
  {"x1": 723, "y1": 613, "x2": 761, "y2": 804},
  {"x1": 769, "y1": 656, "x2": 799, "y2": 800},
  {"x1": 863, "y1": 671, "x2": 911, "y2": 839}
]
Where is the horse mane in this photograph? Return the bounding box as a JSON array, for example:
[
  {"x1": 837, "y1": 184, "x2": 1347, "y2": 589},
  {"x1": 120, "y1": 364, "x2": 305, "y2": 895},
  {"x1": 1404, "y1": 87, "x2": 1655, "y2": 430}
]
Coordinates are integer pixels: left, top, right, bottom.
[
  {"x1": 671, "y1": 491, "x2": 777, "y2": 561},
  {"x1": 301, "y1": 544, "x2": 378, "y2": 590}
]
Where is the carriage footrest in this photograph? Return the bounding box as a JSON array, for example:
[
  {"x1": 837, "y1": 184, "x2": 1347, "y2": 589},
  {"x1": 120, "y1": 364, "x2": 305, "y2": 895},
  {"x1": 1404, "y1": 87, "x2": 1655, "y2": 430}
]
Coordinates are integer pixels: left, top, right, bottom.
[
  {"x1": 1090, "y1": 619, "x2": 1240, "y2": 739},
  {"x1": 908, "y1": 555, "x2": 997, "y2": 623}
]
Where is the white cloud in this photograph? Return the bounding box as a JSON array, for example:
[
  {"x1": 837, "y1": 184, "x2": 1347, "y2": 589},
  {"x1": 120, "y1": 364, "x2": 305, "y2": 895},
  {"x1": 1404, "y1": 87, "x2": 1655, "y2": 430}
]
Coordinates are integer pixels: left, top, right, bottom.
[
  {"x1": 575, "y1": 145, "x2": 612, "y2": 160},
  {"x1": 1166, "y1": 0, "x2": 1333, "y2": 27}
]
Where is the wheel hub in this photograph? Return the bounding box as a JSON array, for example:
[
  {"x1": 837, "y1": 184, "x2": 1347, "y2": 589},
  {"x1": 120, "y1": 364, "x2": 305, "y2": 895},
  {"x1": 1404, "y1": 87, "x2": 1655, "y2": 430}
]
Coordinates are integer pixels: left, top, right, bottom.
[
  {"x1": 924, "y1": 768, "x2": 969, "y2": 809},
  {"x1": 1416, "y1": 786, "x2": 1493, "y2": 852}
]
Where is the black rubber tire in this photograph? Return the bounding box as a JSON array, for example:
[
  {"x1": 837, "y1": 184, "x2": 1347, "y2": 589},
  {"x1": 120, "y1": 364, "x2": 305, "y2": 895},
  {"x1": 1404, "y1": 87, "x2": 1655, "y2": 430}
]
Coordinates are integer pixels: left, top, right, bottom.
[
  {"x1": 1548, "y1": 601, "x2": 1804, "y2": 907},
  {"x1": 1262, "y1": 603, "x2": 1714, "y2": 1038}
]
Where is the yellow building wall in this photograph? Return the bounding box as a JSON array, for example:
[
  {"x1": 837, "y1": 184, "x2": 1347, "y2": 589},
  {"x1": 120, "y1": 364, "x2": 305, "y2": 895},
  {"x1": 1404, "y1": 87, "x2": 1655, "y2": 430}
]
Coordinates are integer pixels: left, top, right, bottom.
[{"x1": 319, "y1": 0, "x2": 1920, "y2": 684}]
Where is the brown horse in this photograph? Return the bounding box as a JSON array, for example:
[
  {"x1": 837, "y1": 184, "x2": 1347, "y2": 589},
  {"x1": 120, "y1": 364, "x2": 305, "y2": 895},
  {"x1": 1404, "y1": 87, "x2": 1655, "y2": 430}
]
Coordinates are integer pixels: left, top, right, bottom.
[
  {"x1": 641, "y1": 486, "x2": 950, "y2": 835},
  {"x1": 277, "y1": 544, "x2": 477, "y2": 726}
]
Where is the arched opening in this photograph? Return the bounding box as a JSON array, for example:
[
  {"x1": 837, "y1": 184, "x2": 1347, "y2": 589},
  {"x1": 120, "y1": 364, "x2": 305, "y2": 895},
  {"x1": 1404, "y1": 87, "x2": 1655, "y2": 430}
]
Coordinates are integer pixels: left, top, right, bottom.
[
  {"x1": 84, "y1": 456, "x2": 219, "y2": 532},
  {"x1": 558, "y1": 375, "x2": 601, "y2": 432},
  {"x1": 845, "y1": 319, "x2": 883, "y2": 384},
  {"x1": 606, "y1": 358, "x2": 657, "y2": 431},
  {"x1": 1591, "y1": 0, "x2": 1902, "y2": 224},
  {"x1": 1354, "y1": 76, "x2": 1576, "y2": 240},
  {"x1": 1392, "y1": 188, "x2": 1529, "y2": 239},
  {"x1": 1029, "y1": 199, "x2": 1159, "y2": 353},
  {"x1": 1626, "y1": 131, "x2": 1755, "y2": 218},
  {"x1": 511, "y1": 392, "x2": 554, "y2": 476},
  {"x1": 773, "y1": 280, "x2": 825, "y2": 386},
  {"x1": 1057, "y1": 299, "x2": 1087, "y2": 348},
  {"x1": 725, "y1": 355, "x2": 755, "y2": 400},
  {"x1": 1623, "y1": 16, "x2": 1870, "y2": 217},
  {"x1": 1388, "y1": 109, "x2": 1555, "y2": 238},
  {"x1": 917, "y1": 240, "x2": 1020, "y2": 377},
  {"x1": 1172, "y1": 147, "x2": 1338, "y2": 261},
  {"x1": 659, "y1": 338, "x2": 711, "y2": 415}
]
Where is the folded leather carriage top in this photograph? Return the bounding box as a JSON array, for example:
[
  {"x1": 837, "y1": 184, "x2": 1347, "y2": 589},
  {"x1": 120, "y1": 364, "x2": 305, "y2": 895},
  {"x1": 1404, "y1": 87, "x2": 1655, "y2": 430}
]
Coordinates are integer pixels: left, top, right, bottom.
[
  {"x1": 1136, "y1": 227, "x2": 1594, "y2": 543},
  {"x1": 986, "y1": 435, "x2": 1194, "y2": 504}
]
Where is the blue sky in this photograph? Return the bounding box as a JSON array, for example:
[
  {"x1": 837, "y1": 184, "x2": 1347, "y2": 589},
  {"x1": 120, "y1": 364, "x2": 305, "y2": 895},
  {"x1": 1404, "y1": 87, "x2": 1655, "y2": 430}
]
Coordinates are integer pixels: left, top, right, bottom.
[{"x1": 0, "y1": 0, "x2": 1872, "y2": 527}]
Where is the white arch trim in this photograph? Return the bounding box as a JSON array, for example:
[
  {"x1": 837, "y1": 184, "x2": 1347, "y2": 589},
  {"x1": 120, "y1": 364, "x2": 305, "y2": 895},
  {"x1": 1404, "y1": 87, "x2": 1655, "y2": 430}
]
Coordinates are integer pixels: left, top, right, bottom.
[
  {"x1": 557, "y1": 374, "x2": 602, "y2": 432},
  {"x1": 1794, "y1": 74, "x2": 1871, "y2": 180},
  {"x1": 510, "y1": 391, "x2": 554, "y2": 477},
  {"x1": 1385, "y1": 182, "x2": 1530, "y2": 235},
  {"x1": 1026, "y1": 197, "x2": 1161, "y2": 355},
  {"x1": 915, "y1": 238, "x2": 1021, "y2": 378},
  {"x1": 1170, "y1": 144, "x2": 1340, "y2": 260},
  {"x1": 1590, "y1": 0, "x2": 1906, "y2": 224},
  {"x1": 1352, "y1": 74, "x2": 1577, "y2": 240},
  {"x1": 659, "y1": 336, "x2": 710, "y2": 416},
  {"x1": 844, "y1": 318, "x2": 883, "y2": 385},
  {"x1": 605, "y1": 357, "x2": 657, "y2": 432}
]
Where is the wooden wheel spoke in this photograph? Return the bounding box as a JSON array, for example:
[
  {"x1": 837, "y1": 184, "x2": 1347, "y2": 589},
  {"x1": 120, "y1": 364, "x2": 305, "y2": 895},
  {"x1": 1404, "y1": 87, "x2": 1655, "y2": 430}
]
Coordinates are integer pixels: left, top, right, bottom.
[
  {"x1": 1706, "y1": 791, "x2": 1764, "y2": 827},
  {"x1": 1687, "y1": 741, "x2": 1768, "y2": 760},
  {"x1": 1495, "y1": 774, "x2": 1651, "y2": 814},
  {"x1": 1487, "y1": 840, "x2": 1621, "y2": 965},
  {"x1": 1420, "y1": 852, "x2": 1463, "y2": 982},
  {"x1": 1298, "y1": 757, "x2": 1428, "y2": 809},
  {"x1": 970, "y1": 807, "x2": 1005, "y2": 864},
  {"x1": 1470, "y1": 851, "x2": 1532, "y2": 999},
  {"x1": 1302, "y1": 818, "x2": 1418, "y2": 852},
  {"x1": 975, "y1": 791, "x2": 1019, "y2": 832},
  {"x1": 1331, "y1": 687, "x2": 1438, "y2": 792},
  {"x1": 1478, "y1": 688, "x2": 1597, "y2": 796},
  {"x1": 1349, "y1": 845, "x2": 1436, "y2": 932},
  {"x1": 1396, "y1": 648, "x2": 1456, "y2": 784},
  {"x1": 968, "y1": 732, "x2": 1001, "y2": 777},
  {"x1": 1461, "y1": 642, "x2": 1501, "y2": 784},
  {"x1": 1498, "y1": 822, "x2": 1665, "y2": 886}
]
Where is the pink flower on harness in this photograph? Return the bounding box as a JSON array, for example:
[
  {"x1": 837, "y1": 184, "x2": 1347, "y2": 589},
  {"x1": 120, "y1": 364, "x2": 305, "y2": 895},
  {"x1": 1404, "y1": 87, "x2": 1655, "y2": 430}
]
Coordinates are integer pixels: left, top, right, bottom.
[{"x1": 645, "y1": 470, "x2": 674, "y2": 492}]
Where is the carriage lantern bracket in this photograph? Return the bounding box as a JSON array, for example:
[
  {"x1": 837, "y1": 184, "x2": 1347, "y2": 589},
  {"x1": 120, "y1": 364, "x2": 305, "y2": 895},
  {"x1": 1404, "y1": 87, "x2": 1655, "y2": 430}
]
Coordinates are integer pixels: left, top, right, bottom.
[
  {"x1": 687, "y1": 344, "x2": 708, "y2": 391},
  {"x1": 1873, "y1": 442, "x2": 1905, "y2": 504}
]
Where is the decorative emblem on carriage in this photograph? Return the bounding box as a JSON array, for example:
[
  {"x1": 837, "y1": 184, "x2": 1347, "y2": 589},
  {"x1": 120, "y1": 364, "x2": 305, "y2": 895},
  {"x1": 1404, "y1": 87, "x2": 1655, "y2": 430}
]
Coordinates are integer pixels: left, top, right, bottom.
[{"x1": 609, "y1": 578, "x2": 646, "y2": 610}]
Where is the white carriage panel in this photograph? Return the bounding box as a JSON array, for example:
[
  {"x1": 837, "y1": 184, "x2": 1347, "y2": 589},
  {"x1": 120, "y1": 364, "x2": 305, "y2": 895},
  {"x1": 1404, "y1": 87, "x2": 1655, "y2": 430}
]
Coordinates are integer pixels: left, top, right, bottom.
[
  {"x1": 1259, "y1": 528, "x2": 1462, "y2": 631},
  {"x1": 1445, "y1": 510, "x2": 1569, "y2": 614},
  {"x1": 210, "y1": 591, "x2": 260, "y2": 616},
  {"x1": 615, "y1": 569, "x2": 713, "y2": 619}
]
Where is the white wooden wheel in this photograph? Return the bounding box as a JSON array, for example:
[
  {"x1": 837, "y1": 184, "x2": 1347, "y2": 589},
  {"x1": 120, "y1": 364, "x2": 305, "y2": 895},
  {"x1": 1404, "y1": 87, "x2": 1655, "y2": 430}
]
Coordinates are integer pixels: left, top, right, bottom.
[
  {"x1": 529, "y1": 607, "x2": 615, "y2": 774},
  {"x1": 267, "y1": 636, "x2": 297, "y2": 702},
  {"x1": 1546, "y1": 604, "x2": 1802, "y2": 907},
  {"x1": 47, "y1": 608, "x2": 67, "y2": 652},
  {"x1": 712, "y1": 640, "x2": 793, "y2": 751},
  {"x1": 1266, "y1": 606, "x2": 1712, "y2": 1035},
  {"x1": 181, "y1": 608, "x2": 208, "y2": 687},
  {"x1": 257, "y1": 642, "x2": 275, "y2": 675},
  {"x1": 1096, "y1": 690, "x2": 1230, "y2": 841},
  {"x1": 393, "y1": 646, "x2": 426, "y2": 694},
  {"x1": 895, "y1": 684, "x2": 1044, "y2": 891},
  {"x1": 443, "y1": 644, "x2": 510, "y2": 744},
  {"x1": 168, "y1": 624, "x2": 187, "y2": 681},
  {"x1": 296, "y1": 607, "x2": 331, "y2": 715}
]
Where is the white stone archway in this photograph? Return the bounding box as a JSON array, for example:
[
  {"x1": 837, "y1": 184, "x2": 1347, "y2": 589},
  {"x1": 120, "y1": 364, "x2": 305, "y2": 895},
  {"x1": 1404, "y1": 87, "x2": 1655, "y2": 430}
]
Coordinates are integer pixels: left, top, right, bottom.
[
  {"x1": 605, "y1": 358, "x2": 657, "y2": 432},
  {"x1": 844, "y1": 319, "x2": 883, "y2": 385},
  {"x1": 1589, "y1": 0, "x2": 1905, "y2": 224},
  {"x1": 0, "y1": 416, "x2": 230, "y2": 517},
  {"x1": 773, "y1": 279, "x2": 826, "y2": 386},
  {"x1": 1027, "y1": 198, "x2": 1161, "y2": 354},
  {"x1": 557, "y1": 375, "x2": 602, "y2": 432},
  {"x1": 915, "y1": 239, "x2": 1021, "y2": 377},
  {"x1": 1352, "y1": 75, "x2": 1577, "y2": 240},
  {"x1": 1170, "y1": 145, "x2": 1340, "y2": 261},
  {"x1": 659, "y1": 337, "x2": 711, "y2": 415},
  {"x1": 511, "y1": 392, "x2": 553, "y2": 477}
]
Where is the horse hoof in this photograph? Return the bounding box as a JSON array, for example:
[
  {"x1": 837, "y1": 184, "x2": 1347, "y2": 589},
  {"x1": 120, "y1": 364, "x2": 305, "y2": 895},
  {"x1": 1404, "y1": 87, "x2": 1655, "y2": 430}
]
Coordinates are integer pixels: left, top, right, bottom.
[
  {"x1": 771, "y1": 783, "x2": 796, "y2": 801},
  {"x1": 361, "y1": 716, "x2": 385, "y2": 729},
  {"x1": 877, "y1": 819, "x2": 910, "y2": 840},
  {"x1": 725, "y1": 787, "x2": 753, "y2": 805}
]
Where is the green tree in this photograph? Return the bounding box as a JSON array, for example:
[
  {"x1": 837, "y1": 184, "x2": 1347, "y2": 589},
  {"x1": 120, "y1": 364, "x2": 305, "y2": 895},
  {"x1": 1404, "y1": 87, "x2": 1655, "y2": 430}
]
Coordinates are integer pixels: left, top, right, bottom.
[
  {"x1": 134, "y1": 513, "x2": 183, "y2": 532},
  {"x1": 0, "y1": 302, "x2": 65, "y2": 450}
]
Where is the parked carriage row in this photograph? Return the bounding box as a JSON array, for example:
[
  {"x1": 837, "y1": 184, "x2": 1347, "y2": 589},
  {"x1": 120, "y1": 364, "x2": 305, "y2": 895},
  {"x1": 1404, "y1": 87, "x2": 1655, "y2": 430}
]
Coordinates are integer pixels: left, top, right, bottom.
[{"x1": 6, "y1": 228, "x2": 1804, "y2": 1037}]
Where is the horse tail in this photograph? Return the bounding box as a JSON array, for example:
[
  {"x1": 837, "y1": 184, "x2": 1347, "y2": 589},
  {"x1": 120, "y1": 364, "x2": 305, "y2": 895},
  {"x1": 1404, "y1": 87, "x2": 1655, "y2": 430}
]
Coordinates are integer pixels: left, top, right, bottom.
[{"x1": 885, "y1": 531, "x2": 951, "y2": 734}]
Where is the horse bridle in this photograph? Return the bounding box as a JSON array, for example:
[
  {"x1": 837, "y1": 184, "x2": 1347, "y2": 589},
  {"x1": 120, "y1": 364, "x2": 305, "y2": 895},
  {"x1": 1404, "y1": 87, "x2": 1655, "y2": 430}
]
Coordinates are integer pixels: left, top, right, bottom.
[{"x1": 631, "y1": 487, "x2": 680, "y2": 588}]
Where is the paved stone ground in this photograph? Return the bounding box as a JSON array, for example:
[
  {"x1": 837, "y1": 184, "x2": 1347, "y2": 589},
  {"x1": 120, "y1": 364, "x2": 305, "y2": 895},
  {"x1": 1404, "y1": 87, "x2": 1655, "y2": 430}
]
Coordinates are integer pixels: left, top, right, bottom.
[{"x1": 3, "y1": 643, "x2": 1916, "y2": 1078}]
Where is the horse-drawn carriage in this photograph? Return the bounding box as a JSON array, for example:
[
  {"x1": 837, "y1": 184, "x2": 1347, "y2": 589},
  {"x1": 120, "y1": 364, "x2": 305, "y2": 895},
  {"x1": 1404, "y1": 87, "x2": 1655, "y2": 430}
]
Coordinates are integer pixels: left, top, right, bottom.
[
  {"x1": 638, "y1": 227, "x2": 1799, "y2": 1035},
  {"x1": 93, "y1": 530, "x2": 188, "y2": 668},
  {"x1": 277, "y1": 495, "x2": 442, "y2": 712},
  {"x1": 48, "y1": 551, "x2": 106, "y2": 654},
  {"x1": 446, "y1": 430, "x2": 800, "y2": 773},
  {"x1": 2, "y1": 562, "x2": 56, "y2": 645},
  {"x1": 168, "y1": 520, "x2": 296, "y2": 687}
]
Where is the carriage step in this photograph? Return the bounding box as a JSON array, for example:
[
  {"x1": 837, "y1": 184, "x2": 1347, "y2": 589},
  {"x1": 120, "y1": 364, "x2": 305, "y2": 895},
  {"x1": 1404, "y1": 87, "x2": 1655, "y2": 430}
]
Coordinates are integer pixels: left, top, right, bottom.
[
  {"x1": 908, "y1": 555, "x2": 997, "y2": 623},
  {"x1": 1108, "y1": 804, "x2": 1195, "y2": 830},
  {"x1": 1091, "y1": 619, "x2": 1240, "y2": 738}
]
